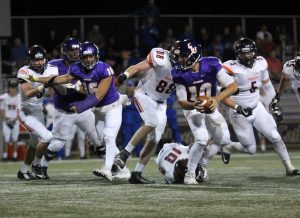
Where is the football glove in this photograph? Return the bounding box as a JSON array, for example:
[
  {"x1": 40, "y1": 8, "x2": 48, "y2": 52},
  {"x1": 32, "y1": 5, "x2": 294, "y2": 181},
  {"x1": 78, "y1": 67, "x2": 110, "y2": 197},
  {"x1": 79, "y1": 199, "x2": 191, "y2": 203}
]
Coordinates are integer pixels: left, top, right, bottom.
[
  {"x1": 272, "y1": 105, "x2": 283, "y2": 123},
  {"x1": 269, "y1": 93, "x2": 280, "y2": 112},
  {"x1": 236, "y1": 105, "x2": 253, "y2": 117},
  {"x1": 117, "y1": 73, "x2": 127, "y2": 84}
]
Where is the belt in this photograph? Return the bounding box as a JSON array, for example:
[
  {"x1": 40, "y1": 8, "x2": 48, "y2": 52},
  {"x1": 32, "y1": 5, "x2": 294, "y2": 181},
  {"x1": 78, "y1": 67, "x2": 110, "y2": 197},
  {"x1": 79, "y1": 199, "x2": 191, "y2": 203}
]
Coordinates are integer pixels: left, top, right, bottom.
[{"x1": 144, "y1": 92, "x2": 164, "y2": 104}]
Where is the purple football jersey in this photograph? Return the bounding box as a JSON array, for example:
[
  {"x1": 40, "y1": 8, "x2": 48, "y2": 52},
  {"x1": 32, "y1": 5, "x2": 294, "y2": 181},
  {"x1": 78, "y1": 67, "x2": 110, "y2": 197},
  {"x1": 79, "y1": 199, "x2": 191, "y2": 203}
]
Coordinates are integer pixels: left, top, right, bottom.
[
  {"x1": 49, "y1": 59, "x2": 86, "y2": 112},
  {"x1": 172, "y1": 57, "x2": 222, "y2": 101},
  {"x1": 69, "y1": 61, "x2": 119, "y2": 107}
]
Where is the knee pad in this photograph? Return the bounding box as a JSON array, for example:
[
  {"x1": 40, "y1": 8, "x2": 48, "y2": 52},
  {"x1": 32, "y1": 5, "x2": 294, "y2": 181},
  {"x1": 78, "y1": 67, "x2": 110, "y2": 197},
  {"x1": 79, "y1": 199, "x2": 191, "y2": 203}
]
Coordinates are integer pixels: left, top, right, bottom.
[
  {"x1": 41, "y1": 131, "x2": 52, "y2": 143},
  {"x1": 48, "y1": 138, "x2": 66, "y2": 153},
  {"x1": 144, "y1": 117, "x2": 159, "y2": 128},
  {"x1": 146, "y1": 130, "x2": 161, "y2": 144}
]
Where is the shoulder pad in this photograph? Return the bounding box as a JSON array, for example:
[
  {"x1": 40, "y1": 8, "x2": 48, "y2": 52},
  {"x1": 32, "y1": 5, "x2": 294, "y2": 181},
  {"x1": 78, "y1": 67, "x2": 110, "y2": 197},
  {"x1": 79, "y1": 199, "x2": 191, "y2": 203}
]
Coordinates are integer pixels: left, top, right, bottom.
[
  {"x1": 147, "y1": 48, "x2": 169, "y2": 67},
  {"x1": 255, "y1": 56, "x2": 268, "y2": 70}
]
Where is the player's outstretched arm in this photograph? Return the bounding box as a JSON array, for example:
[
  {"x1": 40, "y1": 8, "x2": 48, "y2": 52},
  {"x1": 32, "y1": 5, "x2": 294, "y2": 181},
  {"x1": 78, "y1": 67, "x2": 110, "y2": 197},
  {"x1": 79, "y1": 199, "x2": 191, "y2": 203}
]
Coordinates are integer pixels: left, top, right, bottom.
[{"x1": 118, "y1": 60, "x2": 152, "y2": 84}]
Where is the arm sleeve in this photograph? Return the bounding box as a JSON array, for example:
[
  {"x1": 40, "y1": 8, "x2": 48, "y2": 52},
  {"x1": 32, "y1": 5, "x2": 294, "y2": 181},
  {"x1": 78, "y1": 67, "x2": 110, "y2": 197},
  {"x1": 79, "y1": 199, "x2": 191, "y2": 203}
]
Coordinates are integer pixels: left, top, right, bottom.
[
  {"x1": 217, "y1": 68, "x2": 235, "y2": 87},
  {"x1": 261, "y1": 79, "x2": 276, "y2": 107},
  {"x1": 176, "y1": 84, "x2": 187, "y2": 101}
]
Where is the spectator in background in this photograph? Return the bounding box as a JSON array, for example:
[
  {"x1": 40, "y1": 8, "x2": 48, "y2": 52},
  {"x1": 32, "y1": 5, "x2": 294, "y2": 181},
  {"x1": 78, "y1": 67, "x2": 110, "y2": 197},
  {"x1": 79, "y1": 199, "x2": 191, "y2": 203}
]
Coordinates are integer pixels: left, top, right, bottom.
[
  {"x1": 266, "y1": 50, "x2": 283, "y2": 83},
  {"x1": 11, "y1": 38, "x2": 27, "y2": 69},
  {"x1": 87, "y1": 25, "x2": 105, "y2": 49},
  {"x1": 208, "y1": 34, "x2": 225, "y2": 59},
  {"x1": 130, "y1": 0, "x2": 160, "y2": 24},
  {"x1": 71, "y1": 29, "x2": 79, "y2": 39},
  {"x1": 179, "y1": 25, "x2": 195, "y2": 42},
  {"x1": 233, "y1": 25, "x2": 244, "y2": 41},
  {"x1": 166, "y1": 92, "x2": 185, "y2": 145},
  {"x1": 139, "y1": 16, "x2": 159, "y2": 57},
  {"x1": 198, "y1": 27, "x2": 210, "y2": 56},
  {"x1": 1, "y1": 38, "x2": 14, "y2": 75},
  {"x1": 120, "y1": 49, "x2": 139, "y2": 72},
  {"x1": 120, "y1": 80, "x2": 143, "y2": 156},
  {"x1": 222, "y1": 27, "x2": 235, "y2": 61},
  {"x1": 44, "y1": 30, "x2": 60, "y2": 54},
  {"x1": 159, "y1": 28, "x2": 176, "y2": 50},
  {"x1": 256, "y1": 24, "x2": 276, "y2": 55}
]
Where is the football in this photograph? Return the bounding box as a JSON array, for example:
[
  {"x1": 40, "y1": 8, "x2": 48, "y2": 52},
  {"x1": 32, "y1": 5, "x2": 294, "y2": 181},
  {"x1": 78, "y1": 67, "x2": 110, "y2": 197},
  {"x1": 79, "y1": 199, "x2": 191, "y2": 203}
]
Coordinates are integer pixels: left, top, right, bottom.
[{"x1": 196, "y1": 95, "x2": 214, "y2": 114}]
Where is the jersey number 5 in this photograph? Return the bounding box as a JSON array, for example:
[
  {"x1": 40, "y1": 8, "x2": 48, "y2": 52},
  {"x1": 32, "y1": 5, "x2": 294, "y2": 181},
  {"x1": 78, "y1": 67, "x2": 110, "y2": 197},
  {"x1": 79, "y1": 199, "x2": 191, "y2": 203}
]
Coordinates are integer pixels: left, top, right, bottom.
[
  {"x1": 156, "y1": 80, "x2": 175, "y2": 94},
  {"x1": 164, "y1": 147, "x2": 182, "y2": 164}
]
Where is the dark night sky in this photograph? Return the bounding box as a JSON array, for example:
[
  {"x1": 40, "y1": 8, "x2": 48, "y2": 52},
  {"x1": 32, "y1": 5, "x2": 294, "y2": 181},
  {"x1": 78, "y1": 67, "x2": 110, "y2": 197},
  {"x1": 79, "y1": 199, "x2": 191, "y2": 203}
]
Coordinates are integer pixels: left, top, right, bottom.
[{"x1": 11, "y1": 0, "x2": 300, "y2": 16}]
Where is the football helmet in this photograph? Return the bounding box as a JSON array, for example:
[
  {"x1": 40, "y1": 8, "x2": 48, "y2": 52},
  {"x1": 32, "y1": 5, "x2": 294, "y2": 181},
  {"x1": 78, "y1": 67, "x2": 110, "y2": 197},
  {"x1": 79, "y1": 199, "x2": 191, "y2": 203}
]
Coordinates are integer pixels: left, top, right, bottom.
[
  {"x1": 173, "y1": 158, "x2": 200, "y2": 183},
  {"x1": 61, "y1": 38, "x2": 80, "y2": 63},
  {"x1": 235, "y1": 37, "x2": 257, "y2": 68},
  {"x1": 27, "y1": 45, "x2": 47, "y2": 74},
  {"x1": 169, "y1": 39, "x2": 202, "y2": 70},
  {"x1": 79, "y1": 42, "x2": 99, "y2": 70},
  {"x1": 293, "y1": 52, "x2": 300, "y2": 80},
  {"x1": 8, "y1": 80, "x2": 18, "y2": 88}
]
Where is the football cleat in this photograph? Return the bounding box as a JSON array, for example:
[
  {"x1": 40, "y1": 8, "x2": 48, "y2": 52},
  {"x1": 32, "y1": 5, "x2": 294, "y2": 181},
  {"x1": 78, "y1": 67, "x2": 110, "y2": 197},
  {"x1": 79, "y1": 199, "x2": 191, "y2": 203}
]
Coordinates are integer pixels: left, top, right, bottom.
[
  {"x1": 113, "y1": 166, "x2": 131, "y2": 180},
  {"x1": 89, "y1": 145, "x2": 106, "y2": 157},
  {"x1": 286, "y1": 169, "x2": 300, "y2": 176},
  {"x1": 17, "y1": 170, "x2": 36, "y2": 180},
  {"x1": 42, "y1": 167, "x2": 50, "y2": 180},
  {"x1": 31, "y1": 164, "x2": 45, "y2": 179},
  {"x1": 92, "y1": 168, "x2": 112, "y2": 181},
  {"x1": 184, "y1": 172, "x2": 198, "y2": 185},
  {"x1": 128, "y1": 171, "x2": 155, "y2": 184},
  {"x1": 196, "y1": 166, "x2": 209, "y2": 182},
  {"x1": 221, "y1": 146, "x2": 231, "y2": 164},
  {"x1": 114, "y1": 150, "x2": 130, "y2": 169}
]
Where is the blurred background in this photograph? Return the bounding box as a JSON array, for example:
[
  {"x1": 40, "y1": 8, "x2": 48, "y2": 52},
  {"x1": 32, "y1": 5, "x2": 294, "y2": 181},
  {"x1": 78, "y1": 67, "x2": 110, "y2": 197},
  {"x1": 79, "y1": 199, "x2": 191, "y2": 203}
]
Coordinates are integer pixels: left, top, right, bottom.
[{"x1": 1, "y1": 0, "x2": 300, "y2": 160}]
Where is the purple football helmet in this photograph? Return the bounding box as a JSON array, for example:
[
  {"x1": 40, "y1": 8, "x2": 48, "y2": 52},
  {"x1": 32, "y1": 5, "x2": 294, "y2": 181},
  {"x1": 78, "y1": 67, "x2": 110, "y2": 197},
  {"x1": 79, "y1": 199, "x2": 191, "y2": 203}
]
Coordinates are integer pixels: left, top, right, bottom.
[
  {"x1": 169, "y1": 39, "x2": 202, "y2": 70},
  {"x1": 79, "y1": 42, "x2": 99, "y2": 70},
  {"x1": 61, "y1": 38, "x2": 80, "y2": 63}
]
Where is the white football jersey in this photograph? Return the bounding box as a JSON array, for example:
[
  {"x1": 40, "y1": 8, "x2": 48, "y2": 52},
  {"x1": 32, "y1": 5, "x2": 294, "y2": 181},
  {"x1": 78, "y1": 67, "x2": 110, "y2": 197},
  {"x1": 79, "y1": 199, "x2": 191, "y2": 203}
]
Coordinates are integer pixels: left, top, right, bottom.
[
  {"x1": 282, "y1": 59, "x2": 300, "y2": 103},
  {"x1": 137, "y1": 48, "x2": 175, "y2": 102},
  {"x1": 156, "y1": 143, "x2": 189, "y2": 184},
  {"x1": 0, "y1": 93, "x2": 19, "y2": 120},
  {"x1": 223, "y1": 56, "x2": 269, "y2": 108},
  {"x1": 17, "y1": 64, "x2": 58, "y2": 113}
]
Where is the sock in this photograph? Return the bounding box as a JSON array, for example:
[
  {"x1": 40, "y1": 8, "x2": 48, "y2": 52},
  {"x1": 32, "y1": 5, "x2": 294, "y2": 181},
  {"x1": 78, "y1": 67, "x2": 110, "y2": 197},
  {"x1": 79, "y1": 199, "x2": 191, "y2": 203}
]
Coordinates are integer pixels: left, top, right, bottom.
[
  {"x1": 65, "y1": 140, "x2": 72, "y2": 157},
  {"x1": 13, "y1": 152, "x2": 18, "y2": 159},
  {"x1": 103, "y1": 137, "x2": 118, "y2": 171},
  {"x1": 187, "y1": 141, "x2": 205, "y2": 173},
  {"x1": 134, "y1": 163, "x2": 145, "y2": 172},
  {"x1": 201, "y1": 144, "x2": 220, "y2": 166},
  {"x1": 33, "y1": 157, "x2": 41, "y2": 165},
  {"x1": 20, "y1": 163, "x2": 30, "y2": 173},
  {"x1": 41, "y1": 156, "x2": 49, "y2": 167},
  {"x1": 2, "y1": 152, "x2": 8, "y2": 159},
  {"x1": 283, "y1": 160, "x2": 295, "y2": 172},
  {"x1": 78, "y1": 140, "x2": 85, "y2": 158},
  {"x1": 125, "y1": 143, "x2": 135, "y2": 153},
  {"x1": 273, "y1": 139, "x2": 290, "y2": 161}
]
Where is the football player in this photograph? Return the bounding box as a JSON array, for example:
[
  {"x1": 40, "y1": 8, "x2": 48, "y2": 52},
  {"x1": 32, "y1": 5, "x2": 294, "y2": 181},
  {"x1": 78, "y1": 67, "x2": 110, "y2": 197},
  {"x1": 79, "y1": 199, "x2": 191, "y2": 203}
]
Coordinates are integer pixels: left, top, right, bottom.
[
  {"x1": 270, "y1": 52, "x2": 300, "y2": 116},
  {"x1": 37, "y1": 38, "x2": 105, "y2": 179},
  {"x1": 114, "y1": 45, "x2": 176, "y2": 184},
  {"x1": 28, "y1": 42, "x2": 129, "y2": 181},
  {"x1": 222, "y1": 38, "x2": 300, "y2": 176},
  {"x1": 16, "y1": 45, "x2": 56, "y2": 179},
  {"x1": 156, "y1": 143, "x2": 205, "y2": 184},
  {"x1": 171, "y1": 39, "x2": 239, "y2": 184},
  {"x1": 0, "y1": 80, "x2": 19, "y2": 161}
]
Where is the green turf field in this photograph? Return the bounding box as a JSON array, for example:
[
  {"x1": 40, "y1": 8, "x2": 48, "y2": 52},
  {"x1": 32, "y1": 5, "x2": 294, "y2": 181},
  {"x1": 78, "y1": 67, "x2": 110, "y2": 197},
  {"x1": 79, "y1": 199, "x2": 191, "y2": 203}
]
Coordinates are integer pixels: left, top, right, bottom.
[{"x1": 1, "y1": 152, "x2": 300, "y2": 218}]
